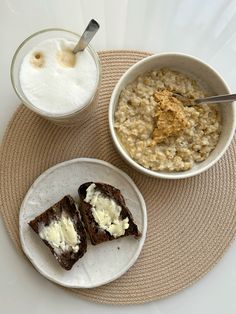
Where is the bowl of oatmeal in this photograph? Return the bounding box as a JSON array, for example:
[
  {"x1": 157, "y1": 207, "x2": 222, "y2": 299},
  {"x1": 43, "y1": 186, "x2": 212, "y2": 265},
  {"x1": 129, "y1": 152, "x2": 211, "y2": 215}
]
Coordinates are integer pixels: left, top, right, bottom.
[{"x1": 109, "y1": 53, "x2": 236, "y2": 179}]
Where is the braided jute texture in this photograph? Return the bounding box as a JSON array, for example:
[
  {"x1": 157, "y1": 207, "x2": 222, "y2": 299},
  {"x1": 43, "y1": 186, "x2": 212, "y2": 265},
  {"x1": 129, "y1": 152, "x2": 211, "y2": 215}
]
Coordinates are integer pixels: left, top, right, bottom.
[{"x1": 1, "y1": 51, "x2": 236, "y2": 304}]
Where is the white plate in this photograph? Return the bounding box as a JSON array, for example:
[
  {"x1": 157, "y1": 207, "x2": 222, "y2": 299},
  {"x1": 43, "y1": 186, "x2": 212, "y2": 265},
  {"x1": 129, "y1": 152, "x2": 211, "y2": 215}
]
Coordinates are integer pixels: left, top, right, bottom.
[{"x1": 19, "y1": 158, "x2": 147, "y2": 288}]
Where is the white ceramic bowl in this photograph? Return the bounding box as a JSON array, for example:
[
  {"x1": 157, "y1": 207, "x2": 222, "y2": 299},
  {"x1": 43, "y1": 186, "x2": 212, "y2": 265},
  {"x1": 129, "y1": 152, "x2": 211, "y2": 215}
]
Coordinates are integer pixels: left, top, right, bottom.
[{"x1": 109, "y1": 53, "x2": 236, "y2": 179}]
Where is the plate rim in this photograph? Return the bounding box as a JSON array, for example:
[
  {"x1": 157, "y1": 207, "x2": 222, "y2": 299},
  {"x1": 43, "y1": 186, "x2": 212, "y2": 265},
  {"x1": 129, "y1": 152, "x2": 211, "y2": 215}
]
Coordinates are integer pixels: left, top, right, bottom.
[{"x1": 19, "y1": 157, "x2": 147, "y2": 288}]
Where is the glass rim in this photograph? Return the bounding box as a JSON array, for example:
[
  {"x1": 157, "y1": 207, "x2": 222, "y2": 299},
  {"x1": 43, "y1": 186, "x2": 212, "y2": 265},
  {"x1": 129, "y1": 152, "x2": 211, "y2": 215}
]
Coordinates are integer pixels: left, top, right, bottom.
[{"x1": 10, "y1": 28, "x2": 101, "y2": 118}]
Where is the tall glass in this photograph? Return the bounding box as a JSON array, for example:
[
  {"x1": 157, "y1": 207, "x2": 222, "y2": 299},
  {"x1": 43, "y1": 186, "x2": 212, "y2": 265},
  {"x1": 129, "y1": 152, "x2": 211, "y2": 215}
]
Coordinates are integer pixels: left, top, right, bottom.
[{"x1": 11, "y1": 29, "x2": 101, "y2": 126}]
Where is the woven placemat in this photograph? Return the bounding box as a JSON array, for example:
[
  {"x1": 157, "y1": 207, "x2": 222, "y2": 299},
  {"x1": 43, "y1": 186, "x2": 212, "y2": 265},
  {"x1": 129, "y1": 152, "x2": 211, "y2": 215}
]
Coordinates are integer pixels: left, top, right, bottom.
[{"x1": 1, "y1": 50, "x2": 236, "y2": 305}]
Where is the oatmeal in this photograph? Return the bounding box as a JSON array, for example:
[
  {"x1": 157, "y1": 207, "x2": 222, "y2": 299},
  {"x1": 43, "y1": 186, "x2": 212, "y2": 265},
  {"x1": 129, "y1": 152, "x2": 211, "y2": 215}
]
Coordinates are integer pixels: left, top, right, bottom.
[{"x1": 114, "y1": 68, "x2": 221, "y2": 172}]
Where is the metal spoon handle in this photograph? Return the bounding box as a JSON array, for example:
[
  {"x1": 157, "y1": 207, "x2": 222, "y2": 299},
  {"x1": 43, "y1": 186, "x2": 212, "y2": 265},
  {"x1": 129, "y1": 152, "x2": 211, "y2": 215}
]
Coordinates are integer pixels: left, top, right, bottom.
[
  {"x1": 195, "y1": 93, "x2": 236, "y2": 104},
  {"x1": 73, "y1": 19, "x2": 100, "y2": 54}
]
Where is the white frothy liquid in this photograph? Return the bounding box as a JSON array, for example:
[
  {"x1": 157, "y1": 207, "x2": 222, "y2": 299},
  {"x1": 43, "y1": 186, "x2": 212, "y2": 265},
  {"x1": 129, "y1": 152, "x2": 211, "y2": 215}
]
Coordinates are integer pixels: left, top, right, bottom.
[{"x1": 19, "y1": 38, "x2": 98, "y2": 115}]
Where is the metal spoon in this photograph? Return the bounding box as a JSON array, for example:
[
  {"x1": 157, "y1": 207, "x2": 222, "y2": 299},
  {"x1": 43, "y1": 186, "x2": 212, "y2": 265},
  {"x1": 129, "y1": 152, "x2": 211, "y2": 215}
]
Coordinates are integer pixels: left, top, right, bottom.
[
  {"x1": 172, "y1": 93, "x2": 236, "y2": 106},
  {"x1": 73, "y1": 19, "x2": 100, "y2": 54}
]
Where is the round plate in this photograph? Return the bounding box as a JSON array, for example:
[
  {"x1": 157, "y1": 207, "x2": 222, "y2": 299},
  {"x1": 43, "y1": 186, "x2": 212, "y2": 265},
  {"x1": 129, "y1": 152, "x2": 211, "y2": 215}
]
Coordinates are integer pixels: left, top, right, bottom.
[{"x1": 19, "y1": 158, "x2": 147, "y2": 288}]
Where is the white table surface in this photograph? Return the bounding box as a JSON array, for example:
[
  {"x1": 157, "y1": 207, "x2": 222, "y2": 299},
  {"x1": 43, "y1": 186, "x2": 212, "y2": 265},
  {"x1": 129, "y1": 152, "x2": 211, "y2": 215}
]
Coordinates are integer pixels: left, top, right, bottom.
[{"x1": 1, "y1": 0, "x2": 236, "y2": 313}]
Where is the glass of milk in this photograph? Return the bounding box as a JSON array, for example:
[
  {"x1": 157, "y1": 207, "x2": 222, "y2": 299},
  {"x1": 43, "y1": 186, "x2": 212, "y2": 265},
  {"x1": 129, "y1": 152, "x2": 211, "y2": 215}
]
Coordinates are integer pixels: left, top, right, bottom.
[{"x1": 11, "y1": 29, "x2": 101, "y2": 126}]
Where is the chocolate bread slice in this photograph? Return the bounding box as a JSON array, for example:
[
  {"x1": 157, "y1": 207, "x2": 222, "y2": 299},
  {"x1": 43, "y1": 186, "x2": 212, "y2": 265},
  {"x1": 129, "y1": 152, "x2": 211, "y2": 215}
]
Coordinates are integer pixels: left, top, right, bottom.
[
  {"x1": 78, "y1": 182, "x2": 140, "y2": 245},
  {"x1": 28, "y1": 195, "x2": 87, "y2": 270}
]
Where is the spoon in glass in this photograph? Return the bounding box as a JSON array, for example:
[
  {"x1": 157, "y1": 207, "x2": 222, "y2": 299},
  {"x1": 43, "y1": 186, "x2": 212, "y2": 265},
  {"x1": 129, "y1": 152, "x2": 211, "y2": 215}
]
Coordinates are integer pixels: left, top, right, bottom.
[
  {"x1": 172, "y1": 93, "x2": 236, "y2": 106},
  {"x1": 73, "y1": 19, "x2": 100, "y2": 54}
]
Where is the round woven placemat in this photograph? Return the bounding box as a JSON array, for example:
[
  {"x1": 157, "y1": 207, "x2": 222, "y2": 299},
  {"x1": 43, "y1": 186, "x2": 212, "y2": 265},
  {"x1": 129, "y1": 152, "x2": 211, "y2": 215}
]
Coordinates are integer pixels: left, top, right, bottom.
[{"x1": 1, "y1": 50, "x2": 236, "y2": 305}]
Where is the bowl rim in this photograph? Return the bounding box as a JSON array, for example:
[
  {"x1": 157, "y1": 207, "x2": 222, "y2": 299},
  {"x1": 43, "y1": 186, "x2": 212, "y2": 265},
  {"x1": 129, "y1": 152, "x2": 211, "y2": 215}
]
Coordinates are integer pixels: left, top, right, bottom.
[{"x1": 108, "y1": 52, "x2": 236, "y2": 179}]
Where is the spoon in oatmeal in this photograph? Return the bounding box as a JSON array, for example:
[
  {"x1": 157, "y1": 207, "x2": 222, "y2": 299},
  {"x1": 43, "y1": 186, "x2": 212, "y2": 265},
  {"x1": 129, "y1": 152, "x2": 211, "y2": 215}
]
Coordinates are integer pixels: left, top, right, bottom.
[{"x1": 172, "y1": 92, "x2": 236, "y2": 106}]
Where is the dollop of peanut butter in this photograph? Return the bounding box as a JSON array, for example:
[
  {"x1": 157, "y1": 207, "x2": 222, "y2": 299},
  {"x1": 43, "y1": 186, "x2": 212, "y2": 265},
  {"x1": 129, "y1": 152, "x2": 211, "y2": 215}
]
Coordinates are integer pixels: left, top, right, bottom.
[
  {"x1": 57, "y1": 49, "x2": 76, "y2": 68},
  {"x1": 30, "y1": 52, "x2": 44, "y2": 68},
  {"x1": 152, "y1": 90, "x2": 189, "y2": 143}
]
